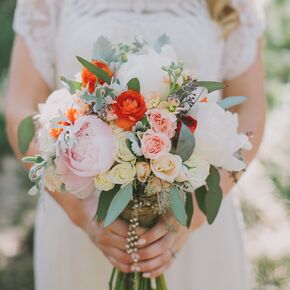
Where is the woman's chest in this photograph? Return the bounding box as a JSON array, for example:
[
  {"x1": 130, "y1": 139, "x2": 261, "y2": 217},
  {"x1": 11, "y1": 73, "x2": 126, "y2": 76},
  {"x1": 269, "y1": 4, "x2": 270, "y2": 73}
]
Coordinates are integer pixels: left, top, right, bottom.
[{"x1": 54, "y1": 0, "x2": 225, "y2": 85}]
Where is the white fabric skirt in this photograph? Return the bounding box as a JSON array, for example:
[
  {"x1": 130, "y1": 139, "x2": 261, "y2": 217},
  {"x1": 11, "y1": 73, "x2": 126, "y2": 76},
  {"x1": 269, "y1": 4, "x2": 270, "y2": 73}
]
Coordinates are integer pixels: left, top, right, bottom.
[{"x1": 34, "y1": 192, "x2": 251, "y2": 290}]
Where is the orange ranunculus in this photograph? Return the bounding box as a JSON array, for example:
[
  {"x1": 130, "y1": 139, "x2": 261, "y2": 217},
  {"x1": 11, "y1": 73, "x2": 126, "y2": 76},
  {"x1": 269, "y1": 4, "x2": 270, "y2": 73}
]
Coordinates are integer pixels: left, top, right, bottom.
[
  {"x1": 114, "y1": 90, "x2": 147, "y2": 130},
  {"x1": 50, "y1": 108, "x2": 79, "y2": 138},
  {"x1": 81, "y1": 60, "x2": 113, "y2": 94}
]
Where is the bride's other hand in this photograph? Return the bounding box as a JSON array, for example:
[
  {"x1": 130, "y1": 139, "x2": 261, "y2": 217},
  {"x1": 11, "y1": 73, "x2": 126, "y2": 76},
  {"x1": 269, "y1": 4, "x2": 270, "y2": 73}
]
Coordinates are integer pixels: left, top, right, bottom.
[{"x1": 134, "y1": 193, "x2": 205, "y2": 278}]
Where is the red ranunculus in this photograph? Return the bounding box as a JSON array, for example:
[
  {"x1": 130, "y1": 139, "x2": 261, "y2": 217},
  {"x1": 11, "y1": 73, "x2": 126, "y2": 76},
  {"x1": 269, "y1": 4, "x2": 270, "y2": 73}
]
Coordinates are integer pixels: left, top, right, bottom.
[{"x1": 114, "y1": 90, "x2": 147, "y2": 130}]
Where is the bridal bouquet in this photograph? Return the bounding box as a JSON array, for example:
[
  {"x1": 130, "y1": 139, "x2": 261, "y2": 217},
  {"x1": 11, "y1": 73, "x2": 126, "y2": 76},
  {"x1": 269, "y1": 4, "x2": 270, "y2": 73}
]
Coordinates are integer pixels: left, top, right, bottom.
[{"x1": 19, "y1": 35, "x2": 251, "y2": 290}]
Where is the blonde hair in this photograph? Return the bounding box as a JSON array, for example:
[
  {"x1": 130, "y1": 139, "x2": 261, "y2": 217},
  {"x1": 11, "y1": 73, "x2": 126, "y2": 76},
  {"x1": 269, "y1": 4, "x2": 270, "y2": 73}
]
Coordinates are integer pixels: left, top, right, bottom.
[{"x1": 206, "y1": 0, "x2": 240, "y2": 36}]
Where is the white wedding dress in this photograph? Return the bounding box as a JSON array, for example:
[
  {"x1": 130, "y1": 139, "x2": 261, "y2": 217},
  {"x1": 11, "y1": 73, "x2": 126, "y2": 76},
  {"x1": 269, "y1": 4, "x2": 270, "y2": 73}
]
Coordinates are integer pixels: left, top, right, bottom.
[{"x1": 13, "y1": 0, "x2": 264, "y2": 289}]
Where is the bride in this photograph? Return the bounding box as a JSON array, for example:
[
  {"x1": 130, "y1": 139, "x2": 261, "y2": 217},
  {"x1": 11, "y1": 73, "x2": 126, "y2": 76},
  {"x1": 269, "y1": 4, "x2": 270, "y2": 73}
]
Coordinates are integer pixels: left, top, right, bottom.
[{"x1": 6, "y1": 0, "x2": 266, "y2": 289}]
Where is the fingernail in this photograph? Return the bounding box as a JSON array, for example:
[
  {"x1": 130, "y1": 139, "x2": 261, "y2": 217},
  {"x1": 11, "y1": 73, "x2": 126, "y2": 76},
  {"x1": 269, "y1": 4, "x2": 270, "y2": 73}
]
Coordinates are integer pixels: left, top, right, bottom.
[
  {"x1": 138, "y1": 239, "x2": 146, "y2": 246},
  {"x1": 143, "y1": 273, "x2": 150, "y2": 278},
  {"x1": 131, "y1": 253, "x2": 140, "y2": 262},
  {"x1": 131, "y1": 265, "x2": 141, "y2": 272}
]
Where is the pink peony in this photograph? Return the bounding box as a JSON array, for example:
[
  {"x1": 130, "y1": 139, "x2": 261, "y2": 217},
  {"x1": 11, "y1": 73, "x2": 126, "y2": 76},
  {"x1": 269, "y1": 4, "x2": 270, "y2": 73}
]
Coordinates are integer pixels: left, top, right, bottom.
[
  {"x1": 55, "y1": 115, "x2": 114, "y2": 198},
  {"x1": 141, "y1": 129, "x2": 171, "y2": 160},
  {"x1": 146, "y1": 109, "x2": 177, "y2": 138}
]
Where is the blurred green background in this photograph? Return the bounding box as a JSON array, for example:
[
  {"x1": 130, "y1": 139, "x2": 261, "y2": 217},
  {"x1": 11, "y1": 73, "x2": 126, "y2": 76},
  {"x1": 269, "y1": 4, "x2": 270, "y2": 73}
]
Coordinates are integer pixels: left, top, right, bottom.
[{"x1": 0, "y1": 0, "x2": 290, "y2": 289}]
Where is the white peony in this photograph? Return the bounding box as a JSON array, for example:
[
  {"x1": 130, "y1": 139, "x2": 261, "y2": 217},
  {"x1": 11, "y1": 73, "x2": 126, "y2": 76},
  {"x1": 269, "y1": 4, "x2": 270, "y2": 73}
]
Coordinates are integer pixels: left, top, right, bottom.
[
  {"x1": 117, "y1": 45, "x2": 177, "y2": 100},
  {"x1": 37, "y1": 89, "x2": 75, "y2": 156},
  {"x1": 190, "y1": 102, "x2": 252, "y2": 171},
  {"x1": 184, "y1": 154, "x2": 211, "y2": 190}
]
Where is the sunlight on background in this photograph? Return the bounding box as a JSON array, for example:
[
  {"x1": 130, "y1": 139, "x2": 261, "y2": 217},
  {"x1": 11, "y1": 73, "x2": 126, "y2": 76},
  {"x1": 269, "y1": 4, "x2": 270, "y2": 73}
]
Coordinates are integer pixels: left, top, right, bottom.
[{"x1": 0, "y1": 0, "x2": 289, "y2": 289}]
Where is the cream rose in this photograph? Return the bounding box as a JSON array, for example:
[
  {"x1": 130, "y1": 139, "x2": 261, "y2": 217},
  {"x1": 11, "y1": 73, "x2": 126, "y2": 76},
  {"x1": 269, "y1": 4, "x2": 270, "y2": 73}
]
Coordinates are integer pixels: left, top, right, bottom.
[
  {"x1": 151, "y1": 153, "x2": 182, "y2": 183},
  {"x1": 108, "y1": 163, "x2": 136, "y2": 185},
  {"x1": 95, "y1": 173, "x2": 115, "y2": 191},
  {"x1": 136, "y1": 162, "x2": 151, "y2": 183},
  {"x1": 115, "y1": 132, "x2": 136, "y2": 162}
]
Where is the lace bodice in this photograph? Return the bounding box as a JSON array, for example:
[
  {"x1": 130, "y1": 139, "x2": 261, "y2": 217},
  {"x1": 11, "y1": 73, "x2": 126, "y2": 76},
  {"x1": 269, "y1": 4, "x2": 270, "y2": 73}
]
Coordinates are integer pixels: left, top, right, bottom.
[{"x1": 13, "y1": 0, "x2": 264, "y2": 93}]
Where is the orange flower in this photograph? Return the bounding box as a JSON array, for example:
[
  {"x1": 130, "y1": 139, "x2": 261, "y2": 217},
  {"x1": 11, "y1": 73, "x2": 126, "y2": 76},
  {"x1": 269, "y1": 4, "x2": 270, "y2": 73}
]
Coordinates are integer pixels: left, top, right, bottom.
[
  {"x1": 50, "y1": 108, "x2": 78, "y2": 138},
  {"x1": 81, "y1": 60, "x2": 113, "y2": 94},
  {"x1": 114, "y1": 90, "x2": 147, "y2": 130}
]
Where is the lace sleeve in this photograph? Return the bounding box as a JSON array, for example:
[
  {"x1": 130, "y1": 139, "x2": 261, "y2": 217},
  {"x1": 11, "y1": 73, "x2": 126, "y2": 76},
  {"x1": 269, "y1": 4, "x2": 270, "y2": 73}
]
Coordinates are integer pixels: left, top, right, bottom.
[
  {"x1": 221, "y1": 0, "x2": 265, "y2": 81},
  {"x1": 13, "y1": 0, "x2": 58, "y2": 89}
]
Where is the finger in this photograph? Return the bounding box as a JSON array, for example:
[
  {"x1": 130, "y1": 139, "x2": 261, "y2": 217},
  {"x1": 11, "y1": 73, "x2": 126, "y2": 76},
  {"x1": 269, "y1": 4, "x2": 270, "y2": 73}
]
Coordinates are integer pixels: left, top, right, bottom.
[
  {"x1": 138, "y1": 233, "x2": 172, "y2": 261},
  {"x1": 99, "y1": 230, "x2": 127, "y2": 251},
  {"x1": 108, "y1": 219, "x2": 129, "y2": 237},
  {"x1": 133, "y1": 250, "x2": 172, "y2": 273},
  {"x1": 138, "y1": 220, "x2": 168, "y2": 248},
  {"x1": 142, "y1": 260, "x2": 173, "y2": 279},
  {"x1": 108, "y1": 256, "x2": 131, "y2": 273},
  {"x1": 102, "y1": 247, "x2": 133, "y2": 265}
]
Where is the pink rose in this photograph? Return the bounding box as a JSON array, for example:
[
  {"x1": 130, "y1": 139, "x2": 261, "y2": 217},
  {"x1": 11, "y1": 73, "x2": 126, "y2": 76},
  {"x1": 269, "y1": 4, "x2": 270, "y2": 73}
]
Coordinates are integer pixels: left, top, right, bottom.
[
  {"x1": 55, "y1": 115, "x2": 114, "y2": 197},
  {"x1": 146, "y1": 109, "x2": 177, "y2": 138},
  {"x1": 151, "y1": 153, "x2": 182, "y2": 183},
  {"x1": 141, "y1": 129, "x2": 171, "y2": 160}
]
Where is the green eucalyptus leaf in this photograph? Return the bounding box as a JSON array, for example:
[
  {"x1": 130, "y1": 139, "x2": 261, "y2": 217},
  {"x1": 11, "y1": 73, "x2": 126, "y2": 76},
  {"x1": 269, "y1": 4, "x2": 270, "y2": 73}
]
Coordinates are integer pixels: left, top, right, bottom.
[
  {"x1": 60, "y1": 76, "x2": 82, "y2": 94},
  {"x1": 185, "y1": 192, "x2": 194, "y2": 228},
  {"x1": 218, "y1": 96, "x2": 247, "y2": 110},
  {"x1": 127, "y1": 78, "x2": 141, "y2": 92},
  {"x1": 206, "y1": 166, "x2": 221, "y2": 190},
  {"x1": 18, "y1": 116, "x2": 35, "y2": 155},
  {"x1": 104, "y1": 183, "x2": 133, "y2": 227},
  {"x1": 205, "y1": 186, "x2": 223, "y2": 225},
  {"x1": 175, "y1": 122, "x2": 195, "y2": 162},
  {"x1": 92, "y1": 36, "x2": 118, "y2": 63},
  {"x1": 195, "y1": 186, "x2": 207, "y2": 215},
  {"x1": 96, "y1": 186, "x2": 120, "y2": 221},
  {"x1": 197, "y1": 81, "x2": 225, "y2": 93},
  {"x1": 76, "y1": 56, "x2": 112, "y2": 84},
  {"x1": 170, "y1": 187, "x2": 187, "y2": 226}
]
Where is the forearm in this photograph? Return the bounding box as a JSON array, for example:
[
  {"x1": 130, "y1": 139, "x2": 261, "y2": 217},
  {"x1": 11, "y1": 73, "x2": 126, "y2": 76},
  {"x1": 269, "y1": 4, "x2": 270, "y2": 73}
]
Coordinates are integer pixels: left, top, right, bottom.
[{"x1": 221, "y1": 39, "x2": 266, "y2": 195}]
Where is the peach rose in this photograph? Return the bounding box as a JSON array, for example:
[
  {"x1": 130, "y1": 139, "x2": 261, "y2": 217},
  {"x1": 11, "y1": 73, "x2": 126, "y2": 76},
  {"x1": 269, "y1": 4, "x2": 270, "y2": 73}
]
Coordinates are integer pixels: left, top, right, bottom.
[
  {"x1": 146, "y1": 109, "x2": 177, "y2": 138},
  {"x1": 136, "y1": 162, "x2": 151, "y2": 183},
  {"x1": 141, "y1": 130, "x2": 171, "y2": 160},
  {"x1": 150, "y1": 153, "x2": 182, "y2": 183}
]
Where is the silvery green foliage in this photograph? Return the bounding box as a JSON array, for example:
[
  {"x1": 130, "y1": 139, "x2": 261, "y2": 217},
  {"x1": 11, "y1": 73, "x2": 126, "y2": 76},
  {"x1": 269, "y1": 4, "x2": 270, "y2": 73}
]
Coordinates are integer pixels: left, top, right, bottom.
[
  {"x1": 92, "y1": 36, "x2": 119, "y2": 63},
  {"x1": 154, "y1": 34, "x2": 171, "y2": 53}
]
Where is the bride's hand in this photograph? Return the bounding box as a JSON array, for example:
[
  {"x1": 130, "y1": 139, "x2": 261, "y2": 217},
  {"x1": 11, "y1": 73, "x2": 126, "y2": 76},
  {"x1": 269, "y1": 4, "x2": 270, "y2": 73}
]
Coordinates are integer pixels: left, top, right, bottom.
[
  {"x1": 50, "y1": 192, "x2": 133, "y2": 273},
  {"x1": 133, "y1": 198, "x2": 206, "y2": 278}
]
